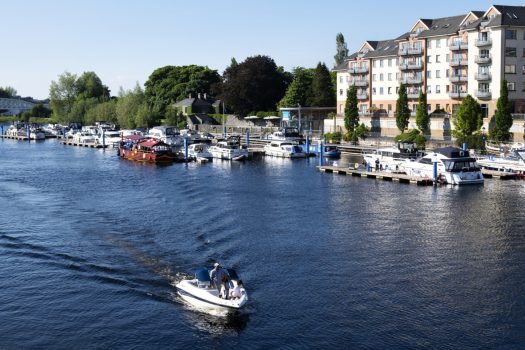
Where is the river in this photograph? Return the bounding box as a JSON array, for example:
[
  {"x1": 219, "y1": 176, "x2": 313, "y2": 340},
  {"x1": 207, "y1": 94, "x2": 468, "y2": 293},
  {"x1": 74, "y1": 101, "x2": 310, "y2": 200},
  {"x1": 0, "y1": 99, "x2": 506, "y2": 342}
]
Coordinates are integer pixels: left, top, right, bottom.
[{"x1": 0, "y1": 138, "x2": 524, "y2": 349}]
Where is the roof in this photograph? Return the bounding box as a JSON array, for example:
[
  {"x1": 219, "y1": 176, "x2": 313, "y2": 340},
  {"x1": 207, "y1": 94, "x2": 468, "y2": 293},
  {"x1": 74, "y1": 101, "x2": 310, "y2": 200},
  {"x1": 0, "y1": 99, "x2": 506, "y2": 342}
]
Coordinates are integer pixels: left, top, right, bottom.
[
  {"x1": 138, "y1": 139, "x2": 165, "y2": 148},
  {"x1": 416, "y1": 14, "x2": 467, "y2": 38},
  {"x1": 364, "y1": 38, "x2": 399, "y2": 58},
  {"x1": 187, "y1": 113, "x2": 220, "y2": 125},
  {"x1": 486, "y1": 5, "x2": 525, "y2": 27},
  {"x1": 434, "y1": 146, "x2": 471, "y2": 158}
]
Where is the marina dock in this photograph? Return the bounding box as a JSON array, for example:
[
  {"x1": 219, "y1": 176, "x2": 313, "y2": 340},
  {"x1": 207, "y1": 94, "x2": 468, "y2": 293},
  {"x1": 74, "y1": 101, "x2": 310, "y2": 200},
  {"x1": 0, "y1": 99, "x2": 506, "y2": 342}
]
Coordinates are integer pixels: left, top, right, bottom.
[
  {"x1": 61, "y1": 140, "x2": 109, "y2": 148},
  {"x1": 318, "y1": 165, "x2": 434, "y2": 185},
  {"x1": 1, "y1": 134, "x2": 31, "y2": 141}
]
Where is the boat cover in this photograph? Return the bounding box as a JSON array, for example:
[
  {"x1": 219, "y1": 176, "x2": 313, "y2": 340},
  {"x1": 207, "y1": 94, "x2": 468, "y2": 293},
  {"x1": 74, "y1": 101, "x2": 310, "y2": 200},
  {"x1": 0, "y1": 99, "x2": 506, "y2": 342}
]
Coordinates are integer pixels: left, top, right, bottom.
[
  {"x1": 195, "y1": 268, "x2": 211, "y2": 282},
  {"x1": 138, "y1": 139, "x2": 165, "y2": 148},
  {"x1": 434, "y1": 147, "x2": 470, "y2": 158}
]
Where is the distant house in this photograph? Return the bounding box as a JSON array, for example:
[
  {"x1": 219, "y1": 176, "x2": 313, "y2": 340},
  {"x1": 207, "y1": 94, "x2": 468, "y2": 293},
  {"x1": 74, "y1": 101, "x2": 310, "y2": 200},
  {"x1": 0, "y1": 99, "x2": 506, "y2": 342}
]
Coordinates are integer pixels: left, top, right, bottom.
[
  {"x1": 187, "y1": 113, "x2": 220, "y2": 129},
  {"x1": 174, "y1": 93, "x2": 224, "y2": 116},
  {"x1": 0, "y1": 97, "x2": 45, "y2": 116}
]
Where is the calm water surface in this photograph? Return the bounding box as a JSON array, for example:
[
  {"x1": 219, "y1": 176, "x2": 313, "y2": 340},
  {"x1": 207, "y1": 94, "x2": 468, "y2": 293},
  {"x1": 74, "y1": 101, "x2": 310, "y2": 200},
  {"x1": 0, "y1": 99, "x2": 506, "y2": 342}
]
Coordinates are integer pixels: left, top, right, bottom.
[{"x1": 0, "y1": 138, "x2": 524, "y2": 349}]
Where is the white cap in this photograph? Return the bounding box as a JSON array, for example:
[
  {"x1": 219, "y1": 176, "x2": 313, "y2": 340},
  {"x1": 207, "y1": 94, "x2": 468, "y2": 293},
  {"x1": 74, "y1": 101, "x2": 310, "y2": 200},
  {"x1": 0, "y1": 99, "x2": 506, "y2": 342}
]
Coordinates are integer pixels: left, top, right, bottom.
[{"x1": 214, "y1": 262, "x2": 220, "y2": 267}]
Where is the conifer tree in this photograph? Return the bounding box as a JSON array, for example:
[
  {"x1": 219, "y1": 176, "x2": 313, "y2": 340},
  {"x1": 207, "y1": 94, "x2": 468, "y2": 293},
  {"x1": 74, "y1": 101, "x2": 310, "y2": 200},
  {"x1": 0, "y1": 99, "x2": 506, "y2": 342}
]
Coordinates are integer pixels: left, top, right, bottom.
[
  {"x1": 396, "y1": 84, "x2": 410, "y2": 133},
  {"x1": 415, "y1": 90, "x2": 429, "y2": 134},
  {"x1": 334, "y1": 33, "x2": 349, "y2": 66},
  {"x1": 492, "y1": 78, "x2": 513, "y2": 141},
  {"x1": 344, "y1": 85, "x2": 359, "y2": 143}
]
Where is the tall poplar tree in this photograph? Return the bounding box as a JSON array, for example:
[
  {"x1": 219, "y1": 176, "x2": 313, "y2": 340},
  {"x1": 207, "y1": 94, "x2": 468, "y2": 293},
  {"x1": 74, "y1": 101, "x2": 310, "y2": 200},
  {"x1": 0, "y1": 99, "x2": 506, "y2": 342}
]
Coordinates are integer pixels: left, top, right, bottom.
[
  {"x1": 344, "y1": 85, "x2": 359, "y2": 143},
  {"x1": 396, "y1": 83, "x2": 410, "y2": 133},
  {"x1": 415, "y1": 90, "x2": 429, "y2": 134},
  {"x1": 334, "y1": 33, "x2": 349, "y2": 66},
  {"x1": 492, "y1": 78, "x2": 513, "y2": 141}
]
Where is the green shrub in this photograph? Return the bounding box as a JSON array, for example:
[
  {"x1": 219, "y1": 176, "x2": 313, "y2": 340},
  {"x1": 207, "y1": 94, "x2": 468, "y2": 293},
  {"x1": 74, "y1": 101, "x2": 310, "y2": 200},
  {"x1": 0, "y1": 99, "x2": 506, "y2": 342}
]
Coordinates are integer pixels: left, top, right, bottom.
[{"x1": 395, "y1": 129, "x2": 427, "y2": 149}]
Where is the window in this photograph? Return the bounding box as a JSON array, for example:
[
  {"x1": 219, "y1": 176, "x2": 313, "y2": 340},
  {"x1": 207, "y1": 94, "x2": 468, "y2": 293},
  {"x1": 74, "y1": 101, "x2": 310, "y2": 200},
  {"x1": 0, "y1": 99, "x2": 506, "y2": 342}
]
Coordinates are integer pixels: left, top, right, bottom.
[
  {"x1": 506, "y1": 29, "x2": 517, "y2": 39},
  {"x1": 380, "y1": 87, "x2": 384, "y2": 95},
  {"x1": 339, "y1": 89, "x2": 343, "y2": 96},
  {"x1": 346, "y1": 76, "x2": 350, "y2": 82},
  {"x1": 505, "y1": 47, "x2": 517, "y2": 57},
  {"x1": 436, "y1": 55, "x2": 441, "y2": 63},
  {"x1": 388, "y1": 104, "x2": 392, "y2": 113},
  {"x1": 340, "y1": 105, "x2": 344, "y2": 114},
  {"x1": 373, "y1": 60, "x2": 377, "y2": 68},
  {"x1": 388, "y1": 59, "x2": 392, "y2": 67},
  {"x1": 508, "y1": 82, "x2": 516, "y2": 91},
  {"x1": 380, "y1": 59, "x2": 384, "y2": 67},
  {"x1": 395, "y1": 58, "x2": 399, "y2": 66},
  {"x1": 522, "y1": 82, "x2": 525, "y2": 92},
  {"x1": 436, "y1": 85, "x2": 441, "y2": 93},
  {"x1": 388, "y1": 87, "x2": 392, "y2": 94},
  {"x1": 339, "y1": 76, "x2": 343, "y2": 83},
  {"x1": 396, "y1": 72, "x2": 399, "y2": 81},
  {"x1": 380, "y1": 73, "x2": 384, "y2": 81},
  {"x1": 446, "y1": 69, "x2": 450, "y2": 77},
  {"x1": 427, "y1": 56, "x2": 432, "y2": 64},
  {"x1": 427, "y1": 85, "x2": 432, "y2": 93},
  {"x1": 396, "y1": 87, "x2": 399, "y2": 94},
  {"x1": 436, "y1": 39, "x2": 441, "y2": 48},
  {"x1": 522, "y1": 65, "x2": 525, "y2": 74},
  {"x1": 427, "y1": 71, "x2": 432, "y2": 78},
  {"x1": 427, "y1": 40, "x2": 432, "y2": 49},
  {"x1": 446, "y1": 54, "x2": 450, "y2": 62},
  {"x1": 445, "y1": 104, "x2": 449, "y2": 112},
  {"x1": 446, "y1": 85, "x2": 450, "y2": 93},
  {"x1": 372, "y1": 88, "x2": 376, "y2": 95},
  {"x1": 505, "y1": 64, "x2": 516, "y2": 74},
  {"x1": 388, "y1": 73, "x2": 392, "y2": 81},
  {"x1": 427, "y1": 104, "x2": 431, "y2": 112},
  {"x1": 372, "y1": 74, "x2": 376, "y2": 81},
  {"x1": 436, "y1": 70, "x2": 441, "y2": 78}
]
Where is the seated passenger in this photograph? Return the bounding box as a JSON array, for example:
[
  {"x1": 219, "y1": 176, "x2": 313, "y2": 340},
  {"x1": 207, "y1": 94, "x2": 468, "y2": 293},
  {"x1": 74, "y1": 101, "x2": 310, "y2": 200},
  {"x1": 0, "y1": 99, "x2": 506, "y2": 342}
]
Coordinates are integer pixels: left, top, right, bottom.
[{"x1": 229, "y1": 280, "x2": 243, "y2": 299}]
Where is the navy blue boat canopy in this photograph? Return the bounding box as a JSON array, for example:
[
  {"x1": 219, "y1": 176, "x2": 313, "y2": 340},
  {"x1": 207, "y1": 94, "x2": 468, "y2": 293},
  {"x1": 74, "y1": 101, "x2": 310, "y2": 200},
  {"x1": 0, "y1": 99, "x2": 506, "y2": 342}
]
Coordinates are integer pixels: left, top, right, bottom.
[
  {"x1": 434, "y1": 147, "x2": 470, "y2": 158},
  {"x1": 195, "y1": 268, "x2": 211, "y2": 282}
]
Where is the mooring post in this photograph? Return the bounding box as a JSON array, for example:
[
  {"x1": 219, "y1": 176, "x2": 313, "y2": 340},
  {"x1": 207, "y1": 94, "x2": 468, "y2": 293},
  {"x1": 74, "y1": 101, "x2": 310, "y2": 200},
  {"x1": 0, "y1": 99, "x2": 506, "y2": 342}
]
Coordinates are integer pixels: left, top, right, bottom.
[
  {"x1": 319, "y1": 140, "x2": 324, "y2": 166},
  {"x1": 1, "y1": 125, "x2": 3, "y2": 136},
  {"x1": 462, "y1": 142, "x2": 467, "y2": 151},
  {"x1": 184, "y1": 137, "x2": 188, "y2": 160},
  {"x1": 432, "y1": 153, "x2": 438, "y2": 186},
  {"x1": 223, "y1": 126, "x2": 226, "y2": 139},
  {"x1": 305, "y1": 134, "x2": 310, "y2": 155}
]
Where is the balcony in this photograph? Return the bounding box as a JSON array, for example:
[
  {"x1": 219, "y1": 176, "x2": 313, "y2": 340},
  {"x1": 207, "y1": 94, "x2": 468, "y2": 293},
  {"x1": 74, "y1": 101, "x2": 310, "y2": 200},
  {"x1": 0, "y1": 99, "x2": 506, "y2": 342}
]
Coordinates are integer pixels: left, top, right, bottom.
[
  {"x1": 449, "y1": 41, "x2": 468, "y2": 51},
  {"x1": 398, "y1": 47, "x2": 422, "y2": 55},
  {"x1": 399, "y1": 62, "x2": 423, "y2": 70},
  {"x1": 407, "y1": 92, "x2": 421, "y2": 99},
  {"x1": 352, "y1": 79, "x2": 369, "y2": 87},
  {"x1": 475, "y1": 38, "x2": 492, "y2": 47},
  {"x1": 357, "y1": 92, "x2": 369, "y2": 100},
  {"x1": 450, "y1": 75, "x2": 468, "y2": 82},
  {"x1": 475, "y1": 55, "x2": 492, "y2": 64},
  {"x1": 349, "y1": 66, "x2": 369, "y2": 74},
  {"x1": 475, "y1": 89, "x2": 492, "y2": 99},
  {"x1": 475, "y1": 72, "x2": 491, "y2": 81},
  {"x1": 449, "y1": 91, "x2": 468, "y2": 99},
  {"x1": 449, "y1": 59, "x2": 468, "y2": 67}
]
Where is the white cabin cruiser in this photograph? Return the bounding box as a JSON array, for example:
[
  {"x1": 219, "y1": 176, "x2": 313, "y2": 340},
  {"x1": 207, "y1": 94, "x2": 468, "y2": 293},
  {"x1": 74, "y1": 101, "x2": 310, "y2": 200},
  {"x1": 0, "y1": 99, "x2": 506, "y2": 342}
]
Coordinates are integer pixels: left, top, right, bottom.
[
  {"x1": 5, "y1": 124, "x2": 27, "y2": 137},
  {"x1": 72, "y1": 131, "x2": 97, "y2": 144},
  {"x1": 147, "y1": 126, "x2": 183, "y2": 147},
  {"x1": 188, "y1": 143, "x2": 213, "y2": 161},
  {"x1": 268, "y1": 127, "x2": 303, "y2": 142},
  {"x1": 176, "y1": 267, "x2": 248, "y2": 312},
  {"x1": 363, "y1": 142, "x2": 420, "y2": 172},
  {"x1": 208, "y1": 136, "x2": 249, "y2": 160},
  {"x1": 95, "y1": 130, "x2": 121, "y2": 147},
  {"x1": 476, "y1": 148, "x2": 525, "y2": 173},
  {"x1": 263, "y1": 140, "x2": 306, "y2": 158},
  {"x1": 402, "y1": 147, "x2": 484, "y2": 185},
  {"x1": 29, "y1": 127, "x2": 45, "y2": 140}
]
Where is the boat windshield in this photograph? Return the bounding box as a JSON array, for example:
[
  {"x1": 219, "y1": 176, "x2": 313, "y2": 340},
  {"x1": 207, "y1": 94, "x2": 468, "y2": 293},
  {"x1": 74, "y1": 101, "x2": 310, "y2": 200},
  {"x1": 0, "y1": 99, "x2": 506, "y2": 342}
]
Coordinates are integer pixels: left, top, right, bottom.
[{"x1": 443, "y1": 159, "x2": 479, "y2": 172}]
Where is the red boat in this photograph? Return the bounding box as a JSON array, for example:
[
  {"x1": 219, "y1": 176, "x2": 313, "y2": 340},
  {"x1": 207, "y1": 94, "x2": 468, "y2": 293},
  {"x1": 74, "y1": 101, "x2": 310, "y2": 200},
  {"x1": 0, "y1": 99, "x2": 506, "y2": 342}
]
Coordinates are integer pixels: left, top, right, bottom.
[{"x1": 118, "y1": 135, "x2": 181, "y2": 163}]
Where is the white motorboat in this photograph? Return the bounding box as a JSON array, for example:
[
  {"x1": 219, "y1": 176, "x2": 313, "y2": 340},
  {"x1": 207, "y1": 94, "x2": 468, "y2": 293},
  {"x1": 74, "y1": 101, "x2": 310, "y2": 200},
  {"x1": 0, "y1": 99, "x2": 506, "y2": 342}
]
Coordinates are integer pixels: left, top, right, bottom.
[
  {"x1": 363, "y1": 142, "x2": 420, "y2": 172},
  {"x1": 267, "y1": 127, "x2": 303, "y2": 142},
  {"x1": 29, "y1": 127, "x2": 45, "y2": 140},
  {"x1": 188, "y1": 143, "x2": 213, "y2": 161},
  {"x1": 147, "y1": 126, "x2": 183, "y2": 147},
  {"x1": 180, "y1": 129, "x2": 202, "y2": 144},
  {"x1": 208, "y1": 136, "x2": 249, "y2": 160},
  {"x1": 72, "y1": 131, "x2": 97, "y2": 144},
  {"x1": 176, "y1": 267, "x2": 248, "y2": 312},
  {"x1": 476, "y1": 148, "x2": 525, "y2": 173},
  {"x1": 95, "y1": 130, "x2": 121, "y2": 147},
  {"x1": 263, "y1": 140, "x2": 306, "y2": 158},
  {"x1": 401, "y1": 147, "x2": 484, "y2": 185},
  {"x1": 5, "y1": 124, "x2": 27, "y2": 137}
]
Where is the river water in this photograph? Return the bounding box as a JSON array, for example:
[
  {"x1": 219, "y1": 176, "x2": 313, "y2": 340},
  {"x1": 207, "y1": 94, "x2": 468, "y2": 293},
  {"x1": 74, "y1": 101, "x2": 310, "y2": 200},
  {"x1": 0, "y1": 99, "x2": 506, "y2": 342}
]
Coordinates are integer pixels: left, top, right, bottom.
[{"x1": 0, "y1": 138, "x2": 524, "y2": 349}]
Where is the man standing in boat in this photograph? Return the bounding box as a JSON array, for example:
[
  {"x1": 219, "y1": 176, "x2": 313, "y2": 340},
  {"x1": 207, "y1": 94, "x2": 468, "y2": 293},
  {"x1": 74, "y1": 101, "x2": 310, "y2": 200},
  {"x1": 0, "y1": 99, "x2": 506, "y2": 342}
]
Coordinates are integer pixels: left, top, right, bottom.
[{"x1": 210, "y1": 262, "x2": 226, "y2": 292}]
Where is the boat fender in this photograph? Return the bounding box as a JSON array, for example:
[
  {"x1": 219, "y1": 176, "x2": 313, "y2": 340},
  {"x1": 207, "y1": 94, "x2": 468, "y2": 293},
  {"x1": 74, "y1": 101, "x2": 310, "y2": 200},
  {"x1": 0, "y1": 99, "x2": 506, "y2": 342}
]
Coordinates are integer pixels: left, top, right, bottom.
[{"x1": 459, "y1": 151, "x2": 464, "y2": 157}]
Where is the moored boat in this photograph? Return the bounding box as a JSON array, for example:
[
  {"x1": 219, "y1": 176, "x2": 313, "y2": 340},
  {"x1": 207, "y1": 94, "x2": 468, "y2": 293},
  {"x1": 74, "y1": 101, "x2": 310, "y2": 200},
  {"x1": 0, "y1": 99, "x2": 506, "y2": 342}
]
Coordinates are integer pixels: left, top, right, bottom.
[
  {"x1": 118, "y1": 136, "x2": 182, "y2": 163},
  {"x1": 188, "y1": 143, "x2": 213, "y2": 161},
  {"x1": 263, "y1": 140, "x2": 306, "y2": 158},
  {"x1": 363, "y1": 142, "x2": 419, "y2": 172},
  {"x1": 208, "y1": 136, "x2": 249, "y2": 160},
  {"x1": 402, "y1": 147, "x2": 484, "y2": 185}
]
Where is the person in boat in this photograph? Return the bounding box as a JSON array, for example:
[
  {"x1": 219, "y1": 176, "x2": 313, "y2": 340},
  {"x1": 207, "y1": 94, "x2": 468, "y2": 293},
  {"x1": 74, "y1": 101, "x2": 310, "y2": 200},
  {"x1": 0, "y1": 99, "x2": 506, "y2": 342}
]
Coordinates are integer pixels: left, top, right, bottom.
[
  {"x1": 229, "y1": 279, "x2": 243, "y2": 299},
  {"x1": 210, "y1": 262, "x2": 226, "y2": 292},
  {"x1": 220, "y1": 274, "x2": 230, "y2": 299}
]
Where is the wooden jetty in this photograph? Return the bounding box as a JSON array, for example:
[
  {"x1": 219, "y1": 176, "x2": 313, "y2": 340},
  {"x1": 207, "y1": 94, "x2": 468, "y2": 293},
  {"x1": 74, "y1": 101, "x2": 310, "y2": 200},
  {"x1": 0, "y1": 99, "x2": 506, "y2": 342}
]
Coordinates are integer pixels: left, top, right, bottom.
[
  {"x1": 1, "y1": 134, "x2": 30, "y2": 141},
  {"x1": 61, "y1": 140, "x2": 108, "y2": 149},
  {"x1": 480, "y1": 169, "x2": 520, "y2": 180},
  {"x1": 318, "y1": 165, "x2": 434, "y2": 185}
]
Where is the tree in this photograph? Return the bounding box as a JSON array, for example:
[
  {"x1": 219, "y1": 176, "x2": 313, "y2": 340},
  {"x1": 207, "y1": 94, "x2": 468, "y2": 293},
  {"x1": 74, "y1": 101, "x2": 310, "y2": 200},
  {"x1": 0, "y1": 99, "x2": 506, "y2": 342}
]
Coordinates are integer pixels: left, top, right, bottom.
[
  {"x1": 49, "y1": 71, "x2": 79, "y2": 120},
  {"x1": 144, "y1": 65, "x2": 221, "y2": 117},
  {"x1": 77, "y1": 71, "x2": 110, "y2": 101},
  {"x1": 453, "y1": 94, "x2": 482, "y2": 138},
  {"x1": 84, "y1": 100, "x2": 117, "y2": 125},
  {"x1": 344, "y1": 85, "x2": 359, "y2": 143},
  {"x1": 30, "y1": 104, "x2": 52, "y2": 118},
  {"x1": 491, "y1": 78, "x2": 513, "y2": 141},
  {"x1": 308, "y1": 62, "x2": 336, "y2": 107},
  {"x1": 220, "y1": 55, "x2": 289, "y2": 116},
  {"x1": 415, "y1": 90, "x2": 429, "y2": 134},
  {"x1": 396, "y1": 83, "x2": 410, "y2": 133},
  {"x1": 0, "y1": 86, "x2": 17, "y2": 98},
  {"x1": 334, "y1": 33, "x2": 349, "y2": 66},
  {"x1": 278, "y1": 67, "x2": 314, "y2": 107},
  {"x1": 116, "y1": 84, "x2": 146, "y2": 129}
]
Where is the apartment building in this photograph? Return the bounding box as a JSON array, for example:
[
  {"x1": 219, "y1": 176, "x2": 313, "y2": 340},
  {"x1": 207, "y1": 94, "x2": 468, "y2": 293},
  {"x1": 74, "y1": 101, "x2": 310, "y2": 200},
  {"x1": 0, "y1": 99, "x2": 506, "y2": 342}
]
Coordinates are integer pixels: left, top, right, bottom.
[{"x1": 334, "y1": 4, "x2": 525, "y2": 119}]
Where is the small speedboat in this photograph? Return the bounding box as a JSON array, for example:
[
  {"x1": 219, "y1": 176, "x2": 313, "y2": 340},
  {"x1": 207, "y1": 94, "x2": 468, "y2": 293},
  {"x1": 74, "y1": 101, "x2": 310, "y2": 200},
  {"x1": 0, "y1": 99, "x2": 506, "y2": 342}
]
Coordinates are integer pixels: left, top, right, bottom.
[{"x1": 176, "y1": 267, "x2": 248, "y2": 312}]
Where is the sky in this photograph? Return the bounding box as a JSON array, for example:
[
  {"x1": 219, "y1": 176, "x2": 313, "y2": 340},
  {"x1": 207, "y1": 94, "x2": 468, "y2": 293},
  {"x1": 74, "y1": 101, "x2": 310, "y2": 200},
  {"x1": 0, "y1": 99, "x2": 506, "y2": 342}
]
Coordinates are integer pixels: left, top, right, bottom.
[{"x1": 1, "y1": 0, "x2": 523, "y2": 99}]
